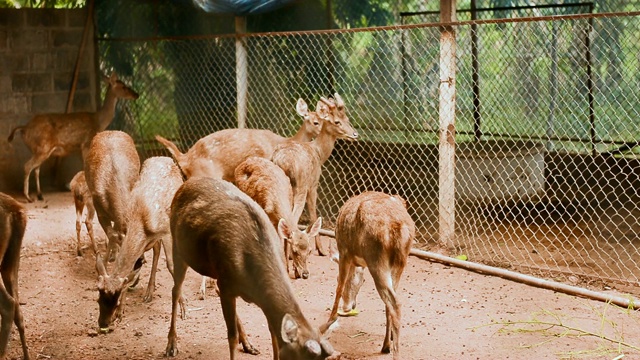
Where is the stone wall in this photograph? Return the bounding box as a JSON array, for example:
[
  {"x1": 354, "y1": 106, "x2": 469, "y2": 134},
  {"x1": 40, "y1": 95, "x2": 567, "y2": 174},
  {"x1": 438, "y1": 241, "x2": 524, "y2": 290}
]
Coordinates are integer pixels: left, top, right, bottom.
[{"x1": 0, "y1": 8, "x2": 97, "y2": 195}]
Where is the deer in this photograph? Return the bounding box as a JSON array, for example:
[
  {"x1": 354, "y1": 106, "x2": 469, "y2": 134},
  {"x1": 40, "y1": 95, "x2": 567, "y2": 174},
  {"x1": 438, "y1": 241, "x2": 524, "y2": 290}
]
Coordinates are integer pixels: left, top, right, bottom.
[
  {"x1": 319, "y1": 191, "x2": 415, "y2": 360},
  {"x1": 7, "y1": 72, "x2": 139, "y2": 202},
  {"x1": 154, "y1": 98, "x2": 321, "y2": 181},
  {"x1": 271, "y1": 94, "x2": 359, "y2": 256},
  {"x1": 0, "y1": 193, "x2": 30, "y2": 360},
  {"x1": 234, "y1": 156, "x2": 322, "y2": 279},
  {"x1": 165, "y1": 177, "x2": 339, "y2": 360},
  {"x1": 156, "y1": 98, "x2": 321, "y2": 297},
  {"x1": 95, "y1": 156, "x2": 185, "y2": 333},
  {"x1": 83, "y1": 130, "x2": 141, "y2": 262},
  {"x1": 69, "y1": 171, "x2": 97, "y2": 257}
]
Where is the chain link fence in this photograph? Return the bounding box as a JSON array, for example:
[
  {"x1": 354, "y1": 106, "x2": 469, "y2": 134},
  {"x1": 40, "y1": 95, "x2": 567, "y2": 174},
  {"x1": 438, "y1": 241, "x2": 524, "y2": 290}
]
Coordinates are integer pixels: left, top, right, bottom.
[{"x1": 99, "y1": 10, "x2": 640, "y2": 292}]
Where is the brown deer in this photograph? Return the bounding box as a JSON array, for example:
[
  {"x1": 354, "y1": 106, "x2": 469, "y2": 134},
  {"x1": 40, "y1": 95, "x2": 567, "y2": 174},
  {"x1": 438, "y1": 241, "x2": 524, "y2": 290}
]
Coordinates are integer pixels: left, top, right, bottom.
[
  {"x1": 7, "y1": 72, "x2": 139, "y2": 202},
  {"x1": 95, "y1": 156, "x2": 184, "y2": 333},
  {"x1": 166, "y1": 177, "x2": 338, "y2": 360},
  {"x1": 319, "y1": 191, "x2": 415, "y2": 360},
  {"x1": 234, "y1": 156, "x2": 322, "y2": 279},
  {"x1": 69, "y1": 171, "x2": 97, "y2": 257},
  {"x1": 157, "y1": 98, "x2": 321, "y2": 297},
  {"x1": 154, "y1": 98, "x2": 321, "y2": 181},
  {"x1": 271, "y1": 94, "x2": 359, "y2": 256},
  {"x1": 83, "y1": 130, "x2": 141, "y2": 262},
  {"x1": 0, "y1": 193, "x2": 30, "y2": 360}
]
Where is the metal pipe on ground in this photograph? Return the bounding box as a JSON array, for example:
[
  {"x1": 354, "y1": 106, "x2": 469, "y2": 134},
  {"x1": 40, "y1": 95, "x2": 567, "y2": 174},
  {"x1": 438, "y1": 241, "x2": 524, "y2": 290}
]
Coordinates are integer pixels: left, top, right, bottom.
[{"x1": 312, "y1": 226, "x2": 639, "y2": 310}]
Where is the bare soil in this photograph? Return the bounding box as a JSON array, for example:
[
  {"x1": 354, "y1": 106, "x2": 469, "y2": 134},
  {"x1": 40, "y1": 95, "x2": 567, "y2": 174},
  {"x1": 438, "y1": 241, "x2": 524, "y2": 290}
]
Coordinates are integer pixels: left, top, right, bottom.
[{"x1": 4, "y1": 191, "x2": 640, "y2": 360}]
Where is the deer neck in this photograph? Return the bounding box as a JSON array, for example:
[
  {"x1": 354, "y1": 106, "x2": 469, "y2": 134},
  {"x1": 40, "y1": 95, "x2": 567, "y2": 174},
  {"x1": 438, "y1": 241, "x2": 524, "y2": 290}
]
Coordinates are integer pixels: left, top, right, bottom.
[
  {"x1": 257, "y1": 278, "x2": 310, "y2": 347},
  {"x1": 311, "y1": 130, "x2": 337, "y2": 165},
  {"x1": 96, "y1": 87, "x2": 119, "y2": 131},
  {"x1": 112, "y1": 225, "x2": 146, "y2": 278},
  {"x1": 289, "y1": 125, "x2": 312, "y2": 142}
]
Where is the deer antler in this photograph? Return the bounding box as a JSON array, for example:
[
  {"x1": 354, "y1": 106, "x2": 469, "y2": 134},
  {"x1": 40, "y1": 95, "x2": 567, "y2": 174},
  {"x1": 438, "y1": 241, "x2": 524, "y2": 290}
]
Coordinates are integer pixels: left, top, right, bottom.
[
  {"x1": 333, "y1": 93, "x2": 345, "y2": 108},
  {"x1": 319, "y1": 96, "x2": 336, "y2": 109}
]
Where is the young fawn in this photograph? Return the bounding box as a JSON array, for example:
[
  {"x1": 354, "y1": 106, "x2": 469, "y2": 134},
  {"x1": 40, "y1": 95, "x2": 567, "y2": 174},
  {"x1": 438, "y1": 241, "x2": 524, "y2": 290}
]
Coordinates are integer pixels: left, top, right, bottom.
[
  {"x1": 69, "y1": 171, "x2": 97, "y2": 256},
  {"x1": 235, "y1": 156, "x2": 322, "y2": 279},
  {"x1": 320, "y1": 191, "x2": 415, "y2": 360}
]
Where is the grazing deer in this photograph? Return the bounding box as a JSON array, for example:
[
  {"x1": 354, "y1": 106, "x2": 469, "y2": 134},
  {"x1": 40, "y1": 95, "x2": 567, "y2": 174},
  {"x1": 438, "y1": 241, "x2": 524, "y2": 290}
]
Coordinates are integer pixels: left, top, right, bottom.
[
  {"x1": 69, "y1": 171, "x2": 97, "y2": 257},
  {"x1": 95, "y1": 156, "x2": 184, "y2": 332},
  {"x1": 7, "y1": 72, "x2": 139, "y2": 202},
  {"x1": 84, "y1": 130, "x2": 141, "y2": 262},
  {"x1": 234, "y1": 157, "x2": 322, "y2": 279},
  {"x1": 166, "y1": 177, "x2": 338, "y2": 360},
  {"x1": 155, "y1": 98, "x2": 321, "y2": 181},
  {"x1": 0, "y1": 193, "x2": 30, "y2": 360},
  {"x1": 271, "y1": 94, "x2": 359, "y2": 256},
  {"x1": 320, "y1": 191, "x2": 415, "y2": 360}
]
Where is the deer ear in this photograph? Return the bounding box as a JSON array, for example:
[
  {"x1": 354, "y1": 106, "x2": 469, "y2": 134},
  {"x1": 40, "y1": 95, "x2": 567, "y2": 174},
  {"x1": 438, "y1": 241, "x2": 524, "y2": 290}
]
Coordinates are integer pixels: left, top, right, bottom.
[
  {"x1": 296, "y1": 98, "x2": 308, "y2": 117},
  {"x1": 316, "y1": 102, "x2": 330, "y2": 119},
  {"x1": 334, "y1": 93, "x2": 345, "y2": 108},
  {"x1": 307, "y1": 217, "x2": 322, "y2": 238},
  {"x1": 109, "y1": 72, "x2": 117, "y2": 83},
  {"x1": 281, "y1": 313, "x2": 299, "y2": 344},
  {"x1": 278, "y1": 219, "x2": 292, "y2": 240}
]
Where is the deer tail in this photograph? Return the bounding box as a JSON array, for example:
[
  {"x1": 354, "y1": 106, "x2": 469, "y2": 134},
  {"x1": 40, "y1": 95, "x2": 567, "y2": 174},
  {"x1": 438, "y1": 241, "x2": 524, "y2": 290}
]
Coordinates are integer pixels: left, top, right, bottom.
[
  {"x1": 155, "y1": 135, "x2": 187, "y2": 162},
  {"x1": 7, "y1": 126, "x2": 25, "y2": 142}
]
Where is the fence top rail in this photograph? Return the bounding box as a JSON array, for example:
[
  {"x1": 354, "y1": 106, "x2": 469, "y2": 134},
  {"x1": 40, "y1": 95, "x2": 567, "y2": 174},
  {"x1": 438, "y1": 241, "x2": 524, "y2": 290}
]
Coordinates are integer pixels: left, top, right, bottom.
[
  {"x1": 96, "y1": 10, "x2": 640, "y2": 43},
  {"x1": 400, "y1": 2, "x2": 595, "y2": 17}
]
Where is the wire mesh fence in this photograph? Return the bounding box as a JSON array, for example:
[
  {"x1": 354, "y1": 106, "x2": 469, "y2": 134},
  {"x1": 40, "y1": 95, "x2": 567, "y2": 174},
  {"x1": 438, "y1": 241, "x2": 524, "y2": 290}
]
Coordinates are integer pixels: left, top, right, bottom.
[{"x1": 99, "y1": 11, "x2": 640, "y2": 291}]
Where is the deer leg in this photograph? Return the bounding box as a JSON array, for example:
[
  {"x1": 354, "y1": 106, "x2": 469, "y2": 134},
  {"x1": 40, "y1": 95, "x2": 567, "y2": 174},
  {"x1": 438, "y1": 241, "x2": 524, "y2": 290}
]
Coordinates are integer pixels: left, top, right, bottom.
[
  {"x1": 0, "y1": 266, "x2": 29, "y2": 359},
  {"x1": 165, "y1": 254, "x2": 188, "y2": 357},
  {"x1": 320, "y1": 259, "x2": 354, "y2": 334},
  {"x1": 161, "y1": 235, "x2": 185, "y2": 319},
  {"x1": 219, "y1": 295, "x2": 240, "y2": 360},
  {"x1": 75, "y1": 207, "x2": 83, "y2": 256},
  {"x1": 34, "y1": 166, "x2": 43, "y2": 201},
  {"x1": 85, "y1": 206, "x2": 97, "y2": 255},
  {"x1": 143, "y1": 241, "x2": 161, "y2": 302},
  {"x1": 370, "y1": 266, "x2": 401, "y2": 357},
  {"x1": 306, "y1": 187, "x2": 327, "y2": 256},
  {"x1": 22, "y1": 155, "x2": 45, "y2": 203},
  {"x1": 0, "y1": 284, "x2": 16, "y2": 358},
  {"x1": 271, "y1": 328, "x2": 279, "y2": 360}
]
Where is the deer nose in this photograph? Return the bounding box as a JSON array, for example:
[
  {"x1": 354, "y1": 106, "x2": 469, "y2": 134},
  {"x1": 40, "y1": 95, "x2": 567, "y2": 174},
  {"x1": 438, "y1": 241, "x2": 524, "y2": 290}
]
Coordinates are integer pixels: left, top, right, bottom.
[{"x1": 302, "y1": 271, "x2": 309, "y2": 279}]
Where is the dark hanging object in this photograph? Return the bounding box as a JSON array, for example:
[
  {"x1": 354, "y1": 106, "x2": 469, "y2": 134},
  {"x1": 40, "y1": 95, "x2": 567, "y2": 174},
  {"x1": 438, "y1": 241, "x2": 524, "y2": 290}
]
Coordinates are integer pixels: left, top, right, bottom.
[{"x1": 192, "y1": 0, "x2": 296, "y2": 15}]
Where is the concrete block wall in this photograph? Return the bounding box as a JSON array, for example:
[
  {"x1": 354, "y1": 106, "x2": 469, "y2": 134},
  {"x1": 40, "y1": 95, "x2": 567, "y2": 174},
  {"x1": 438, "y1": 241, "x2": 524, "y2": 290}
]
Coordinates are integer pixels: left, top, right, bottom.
[{"x1": 0, "y1": 8, "x2": 97, "y2": 196}]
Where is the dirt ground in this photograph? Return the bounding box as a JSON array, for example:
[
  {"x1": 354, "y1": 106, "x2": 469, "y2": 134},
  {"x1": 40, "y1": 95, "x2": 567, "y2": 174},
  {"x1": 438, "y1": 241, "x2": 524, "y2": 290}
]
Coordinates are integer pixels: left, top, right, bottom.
[{"x1": 3, "y1": 191, "x2": 640, "y2": 360}]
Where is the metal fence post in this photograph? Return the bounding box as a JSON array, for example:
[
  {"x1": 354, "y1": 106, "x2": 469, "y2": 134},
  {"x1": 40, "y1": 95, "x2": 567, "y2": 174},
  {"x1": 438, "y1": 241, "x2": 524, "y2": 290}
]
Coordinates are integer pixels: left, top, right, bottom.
[
  {"x1": 236, "y1": 16, "x2": 247, "y2": 129},
  {"x1": 439, "y1": 0, "x2": 457, "y2": 251}
]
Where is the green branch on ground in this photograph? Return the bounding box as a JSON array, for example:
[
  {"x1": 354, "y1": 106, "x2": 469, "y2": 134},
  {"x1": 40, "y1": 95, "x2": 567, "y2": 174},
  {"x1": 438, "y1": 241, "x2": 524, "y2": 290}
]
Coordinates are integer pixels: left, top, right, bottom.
[{"x1": 471, "y1": 300, "x2": 640, "y2": 358}]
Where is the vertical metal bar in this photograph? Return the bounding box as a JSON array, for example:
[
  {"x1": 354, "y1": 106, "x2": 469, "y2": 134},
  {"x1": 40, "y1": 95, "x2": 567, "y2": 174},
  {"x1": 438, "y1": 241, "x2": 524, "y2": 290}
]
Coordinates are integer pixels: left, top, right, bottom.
[
  {"x1": 439, "y1": 0, "x2": 457, "y2": 251},
  {"x1": 547, "y1": 21, "x2": 558, "y2": 152},
  {"x1": 325, "y1": 0, "x2": 335, "y2": 94},
  {"x1": 586, "y1": 7, "x2": 596, "y2": 155},
  {"x1": 471, "y1": 0, "x2": 481, "y2": 141},
  {"x1": 235, "y1": 16, "x2": 248, "y2": 129},
  {"x1": 401, "y1": 16, "x2": 409, "y2": 137}
]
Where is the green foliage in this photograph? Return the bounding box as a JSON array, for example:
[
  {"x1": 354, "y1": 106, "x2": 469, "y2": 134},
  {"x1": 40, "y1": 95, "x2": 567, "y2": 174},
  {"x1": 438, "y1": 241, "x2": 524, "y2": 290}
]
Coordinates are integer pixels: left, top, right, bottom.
[{"x1": 0, "y1": 0, "x2": 84, "y2": 8}]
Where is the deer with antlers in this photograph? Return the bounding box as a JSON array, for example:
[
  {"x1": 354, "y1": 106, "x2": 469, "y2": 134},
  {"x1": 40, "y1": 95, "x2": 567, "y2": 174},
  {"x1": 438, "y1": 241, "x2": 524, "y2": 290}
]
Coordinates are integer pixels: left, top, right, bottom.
[{"x1": 7, "y1": 72, "x2": 139, "y2": 202}]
